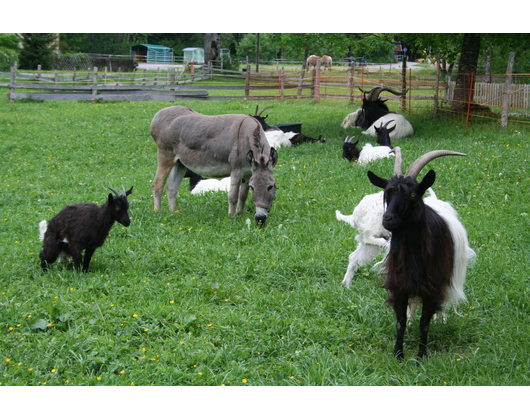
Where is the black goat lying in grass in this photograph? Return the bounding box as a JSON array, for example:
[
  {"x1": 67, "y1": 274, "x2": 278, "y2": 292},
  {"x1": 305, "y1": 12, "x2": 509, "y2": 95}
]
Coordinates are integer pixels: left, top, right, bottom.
[{"x1": 39, "y1": 186, "x2": 133, "y2": 272}]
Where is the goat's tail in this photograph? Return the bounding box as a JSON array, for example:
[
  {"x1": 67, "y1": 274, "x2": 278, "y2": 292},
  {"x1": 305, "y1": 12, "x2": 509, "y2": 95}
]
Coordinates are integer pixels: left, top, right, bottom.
[
  {"x1": 335, "y1": 210, "x2": 357, "y2": 228},
  {"x1": 38, "y1": 220, "x2": 47, "y2": 242}
]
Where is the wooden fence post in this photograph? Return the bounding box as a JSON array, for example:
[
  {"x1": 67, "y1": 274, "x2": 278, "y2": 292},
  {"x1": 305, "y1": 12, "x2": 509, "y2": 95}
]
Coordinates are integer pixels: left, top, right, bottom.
[
  {"x1": 349, "y1": 63, "x2": 355, "y2": 106},
  {"x1": 92, "y1": 66, "x2": 98, "y2": 100},
  {"x1": 501, "y1": 51, "x2": 516, "y2": 129},
  {"x1": 245, "y1": 65, "x2": 250, "y2": 99},
  {"x1": 297, "y1": 68, "x2": 306, "y2": 99},
  {"x1": 316, "y1": 60, "x2": 321, "y2": 103},
  {"x1": 276, "y1": 67, "x2": 285, "y2": 102},
  {"x1": 9, "y1": 65, "x2": 16, "y2": 102},
  {"x1": 37, "y1": 64, "x2": 41, "y2": 84}
]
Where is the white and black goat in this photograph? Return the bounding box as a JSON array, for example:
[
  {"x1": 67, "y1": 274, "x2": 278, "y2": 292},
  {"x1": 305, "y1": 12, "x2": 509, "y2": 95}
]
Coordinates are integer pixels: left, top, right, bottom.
[
  {"x1": 342, "y1": 120, "x2": 396, "y2": 165},
  {"x1": 341, "y1": 87, "x2": 413, "y2": 140},
  {"x1": 252, "y1": 106, "x2": 326, "y2": 148},
  {"x1": 39, "y1": 186, "x2": 133, "y2": 272},
  {"x1": 336, "y1": 186, "x2": 474, "y2": 291},
  {"x1": 366, "y1": 147, "x2": 473, "y2": 360}
]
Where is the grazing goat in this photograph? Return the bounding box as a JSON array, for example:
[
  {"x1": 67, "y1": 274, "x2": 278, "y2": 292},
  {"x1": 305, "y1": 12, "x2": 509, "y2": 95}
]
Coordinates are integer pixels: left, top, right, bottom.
[
  {"x1": 367, "y1": 147, "x2": 472, "y2": 360},
  {"x1": 341, "y1": 87, "x2": 413, "y2": 140},
  {"x1": 39, "y1": 186, "x2": 133, "y2": 272},
  {"x1": 342, "y1": 120, "x2": 396, "y2": 164}
]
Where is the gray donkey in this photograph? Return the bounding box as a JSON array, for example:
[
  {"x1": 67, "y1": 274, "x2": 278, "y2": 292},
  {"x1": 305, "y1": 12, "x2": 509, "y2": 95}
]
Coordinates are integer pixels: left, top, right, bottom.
[{"x1": 150, "y1": 105, "x2": 278, "y2": 225}]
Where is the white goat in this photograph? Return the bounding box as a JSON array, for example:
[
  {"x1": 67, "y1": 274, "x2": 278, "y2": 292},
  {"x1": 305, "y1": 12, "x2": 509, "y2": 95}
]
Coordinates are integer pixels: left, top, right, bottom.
[
  {"x1": 264, "y1": 130, "x2": 295, "y2": 149},
  {"x1": 191, "y1": 177, "x2": 231, "y2": 195},
  {"x1": 336, "y1": 191, "x2": 389, "y2": 288},
  {"x1": 357, "y1": 143, "x2": 394, "y2": 165}
]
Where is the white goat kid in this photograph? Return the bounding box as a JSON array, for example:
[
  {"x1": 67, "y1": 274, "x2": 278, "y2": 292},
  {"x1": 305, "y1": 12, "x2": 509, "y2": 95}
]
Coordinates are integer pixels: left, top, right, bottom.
[
  {"x1": 357, "y1": 143, "x2": 394, "y2": 165},
  {"x1": 336, "y1": 191, "x2": 389, "y2": 288}
]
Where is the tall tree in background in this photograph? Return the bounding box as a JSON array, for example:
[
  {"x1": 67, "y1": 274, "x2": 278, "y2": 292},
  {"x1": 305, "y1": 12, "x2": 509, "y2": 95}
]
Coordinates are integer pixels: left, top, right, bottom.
[
  {"x1": 19, "y1": 33, "x2": 58, "y2": 70},
  {"x1": 398, "y1": 33, "x2": 530, "y2": 111},
  {"x1": 204, "y1": 33, "x2": 221, "y2": 64}
]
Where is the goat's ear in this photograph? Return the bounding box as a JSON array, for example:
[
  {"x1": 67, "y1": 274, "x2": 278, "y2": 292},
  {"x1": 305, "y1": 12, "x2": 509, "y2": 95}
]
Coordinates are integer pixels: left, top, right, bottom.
[
  {"x1": 108, "y1": 193, "x2": 114, "y2": 203},
  {"x1": 125, "y1": 186, "x2": 133, "y2": 196},
  {"x1": 417, "y1": 170, "x2": 436, "y2": 196},
  {"x1": 367, "y1": 171, "x2": 388, "y2": 189},
  {"x1": 388, "y1": 124, "x2": 396, "y2": 133}
]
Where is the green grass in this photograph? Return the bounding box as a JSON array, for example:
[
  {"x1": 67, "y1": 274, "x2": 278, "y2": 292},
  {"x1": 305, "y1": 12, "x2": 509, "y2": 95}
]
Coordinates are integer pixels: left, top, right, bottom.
[{"x1": 0, "y1": 91, "x2": 529, "y2": 387}]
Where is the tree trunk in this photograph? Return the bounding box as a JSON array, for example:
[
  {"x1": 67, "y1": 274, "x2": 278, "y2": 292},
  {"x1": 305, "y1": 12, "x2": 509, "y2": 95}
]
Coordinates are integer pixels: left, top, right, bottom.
[
  {"x1": 485, "y1": 45, "x2": 493, "y2": 83},
  {"x1": 204, "y1": 33, "x2": 221, "y2": 65},
  {"x1": 452, "y1": 33, "x2": 481, "y2": 111},
  {"x1": 501, "y1": 50, "x2": 516, "y2": 129}
]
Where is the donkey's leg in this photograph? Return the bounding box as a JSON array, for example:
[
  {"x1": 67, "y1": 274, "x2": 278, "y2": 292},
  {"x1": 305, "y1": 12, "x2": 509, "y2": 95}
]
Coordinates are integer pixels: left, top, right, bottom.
[
  {"x1": 151, "y1": 150, "x2": 177, "y2": 211},
  {"x1": 228, "y1": 170, "x2": 242, "y2": 218},
  {"x1": 166, "y1": 162, "x2": 187, "y2": 213},
  {"x1": 236, "y1": 176, "x2": 250, "y2": 215}
]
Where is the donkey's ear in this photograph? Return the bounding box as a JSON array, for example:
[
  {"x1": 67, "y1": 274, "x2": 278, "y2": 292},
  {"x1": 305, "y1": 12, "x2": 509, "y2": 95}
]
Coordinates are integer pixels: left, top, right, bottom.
[
  {"x1": 367, "y1": 171, "x2": 388, "y2": 190},
  {"x1": 269, "y1": 148, "x2": 278, "y2": 169},
  {"x1": 125, "y1": 186, "x2": 134, "y2": 196}
]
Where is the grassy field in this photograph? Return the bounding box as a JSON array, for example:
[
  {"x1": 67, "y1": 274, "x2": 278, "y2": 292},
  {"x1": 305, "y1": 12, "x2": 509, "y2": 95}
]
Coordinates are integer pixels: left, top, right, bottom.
[{"x1": 0, "y1": 90, "x2": 529, "y2": 388}]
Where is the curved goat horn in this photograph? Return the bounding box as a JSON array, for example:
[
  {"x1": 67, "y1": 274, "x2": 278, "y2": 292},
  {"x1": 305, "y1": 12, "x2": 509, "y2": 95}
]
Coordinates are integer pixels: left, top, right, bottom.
[
  {"x1": 121, "y1": 185, "x2": 126, "y2": 196},
  {"x1": 344, "y1": 136, "x2": 355, "y2": 143},
  {"x1": 393, "y1": 147, "x2": 403, "y2": 177},
  {"x1": 257, "y1": 106, "x2": 274, "y2": 117},
  {"x1": 405, "y1": 150, "x2": 468, "y2": 180},
  {"x1": 108, "y1": 186, "x2": 119, "y2": 196},
  {"x1": 383, "y1": 119, "x2": 395, "y2": 129},
  {"x1": 362, "y1": 86, "x2": 409, "y2": 101}
]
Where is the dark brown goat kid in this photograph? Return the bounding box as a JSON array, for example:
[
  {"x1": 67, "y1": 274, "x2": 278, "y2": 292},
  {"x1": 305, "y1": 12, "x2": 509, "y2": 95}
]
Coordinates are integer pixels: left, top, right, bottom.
[
  {"x1": 367, "y1": 148, "x2": 467, "y2": 360},
  {"x1": 39, "y1": 186, "x2": 133, "y2": 272}
]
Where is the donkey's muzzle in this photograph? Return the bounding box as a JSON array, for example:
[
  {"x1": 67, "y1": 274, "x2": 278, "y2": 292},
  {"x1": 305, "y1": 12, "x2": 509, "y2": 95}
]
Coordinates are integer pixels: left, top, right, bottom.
[{"x1": 254, "y1": 207, "x2": 269, "y2": 226}]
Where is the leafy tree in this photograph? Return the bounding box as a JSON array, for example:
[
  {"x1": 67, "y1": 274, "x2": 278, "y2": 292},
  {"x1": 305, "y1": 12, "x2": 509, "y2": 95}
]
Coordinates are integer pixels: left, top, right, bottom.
[
  {"x1": 398, "y1": 33, "x2": 530, "y2": 110},
  {"x1": 236, "y1": 33, "x2": 279, "y2": 62},
  {"x1": 0, "y1": 34, "x2": 21, "y2": 52},
  {"x1": 0, "y1": 33, "x2": 20, "y2": 71},
  {"x1": 348, "y1": 34, "x2": 396, "y2": 63},
  {"x1": 18, "y1": 33, "x2": 57, "y2": 70}
]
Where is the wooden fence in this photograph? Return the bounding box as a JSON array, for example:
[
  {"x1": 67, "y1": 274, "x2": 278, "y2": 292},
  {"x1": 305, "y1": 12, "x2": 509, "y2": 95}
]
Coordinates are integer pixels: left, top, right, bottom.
[
  {"x1": 444, "y1": 81, "x2": 530, "y2": 108},
  {"x1": 2, "y1": 65, "x2": 213, "y2": 101},
  {"x1": 2, "y1": 63, "x2": 529, "y2": 130}
]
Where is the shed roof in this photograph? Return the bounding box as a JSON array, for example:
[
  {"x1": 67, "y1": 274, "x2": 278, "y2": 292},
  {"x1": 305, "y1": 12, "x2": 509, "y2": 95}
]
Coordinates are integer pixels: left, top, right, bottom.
[{"x1": 131, "y1": 44, "x2": 173, "y2": 51}]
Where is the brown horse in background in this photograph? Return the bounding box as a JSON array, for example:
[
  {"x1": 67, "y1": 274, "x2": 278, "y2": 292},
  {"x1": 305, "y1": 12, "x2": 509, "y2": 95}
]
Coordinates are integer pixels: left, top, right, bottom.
[{"x1": 306, "y1": 55, "x2": 332, "y2": 73}]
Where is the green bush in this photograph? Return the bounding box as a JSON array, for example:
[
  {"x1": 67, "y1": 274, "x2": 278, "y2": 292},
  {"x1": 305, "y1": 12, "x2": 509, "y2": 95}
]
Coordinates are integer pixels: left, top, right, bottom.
[{"x1": 0, "y1": 47, "x2": 18, "y2": 71}]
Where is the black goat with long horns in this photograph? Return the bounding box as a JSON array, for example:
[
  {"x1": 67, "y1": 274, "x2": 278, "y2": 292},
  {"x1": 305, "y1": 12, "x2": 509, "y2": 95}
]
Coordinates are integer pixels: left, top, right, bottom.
[
  {"x1": 39, "y1": 185, "x2": 133, "y2": 272},
  {"x1": 367, "y1": 148, "x2": 469, "y2": 360}
]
